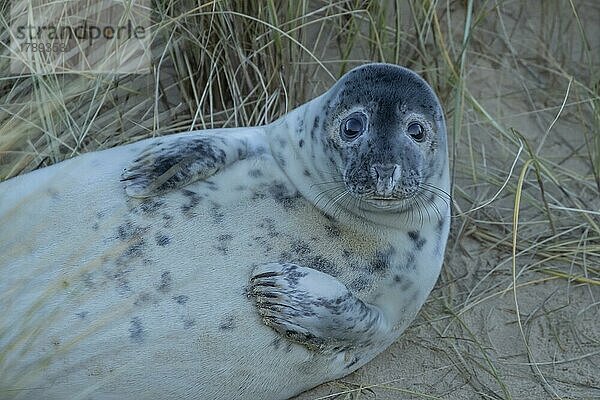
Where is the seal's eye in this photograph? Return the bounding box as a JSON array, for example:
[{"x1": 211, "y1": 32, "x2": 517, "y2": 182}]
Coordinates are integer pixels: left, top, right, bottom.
[
  {"x1": 407, "y1": 122, "x2": 425, "y2": 142},
  {"x1": 341, "y1": 113, "x2": 366, "y2": 141}
]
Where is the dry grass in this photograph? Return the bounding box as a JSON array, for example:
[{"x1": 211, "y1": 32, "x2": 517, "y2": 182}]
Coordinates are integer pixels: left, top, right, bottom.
[{"x1": 1, "y1": 0, "x2": 599, "y2": 399}]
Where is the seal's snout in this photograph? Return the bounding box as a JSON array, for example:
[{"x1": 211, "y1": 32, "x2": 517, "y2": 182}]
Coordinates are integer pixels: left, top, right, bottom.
[{"x1": 370, "y1": 163, "x2": 401, "y2": 197}]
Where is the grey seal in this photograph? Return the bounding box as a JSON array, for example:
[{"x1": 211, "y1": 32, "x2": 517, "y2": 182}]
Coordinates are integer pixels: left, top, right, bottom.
[{"x1": 0, "y1": 63, "x2": 450, "y2": 400}]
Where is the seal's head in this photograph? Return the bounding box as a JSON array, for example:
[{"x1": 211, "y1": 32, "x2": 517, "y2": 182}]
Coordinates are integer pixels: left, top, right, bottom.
[{"x1": 317, "y1": 63, "x2": 447, "y2": 212}]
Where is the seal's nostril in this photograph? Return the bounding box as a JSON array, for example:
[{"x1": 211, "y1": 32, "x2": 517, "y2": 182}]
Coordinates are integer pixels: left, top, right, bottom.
[
  {"x1": 392, "y1": 165, "x2": 401, "y2": 182},
  {"x1": 370, "y1": 165, "x2": 379, "y2": 181}
]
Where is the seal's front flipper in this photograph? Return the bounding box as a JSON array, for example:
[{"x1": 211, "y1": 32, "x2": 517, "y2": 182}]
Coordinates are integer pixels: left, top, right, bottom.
[
  {"x1": 250, "y1": 263, "x2": 388, "y2": 352},
  {"x1": 122, "y1": 129, "x2": 268, "y2": 198}
]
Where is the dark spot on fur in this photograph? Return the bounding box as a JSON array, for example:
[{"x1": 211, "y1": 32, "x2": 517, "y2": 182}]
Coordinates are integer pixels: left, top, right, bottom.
[
  {"x1": 269, "y1": 183, "x2": 301, "y2": 209},
  {"x1": 303, "y1": 169, "x2": 311, "y2": 177},
  {"x1": 405, "y1": 252, "x2": 416, "y2": 269},
  {"x1": 173, "y1": 295, "x2": 189, "y2": 304},
  {"x1": 129, "y1": 240, "x2": 146, "y2": 256},
  {"x1": 269, "y1": 336, "x2": 293, "y2": 353},
  {"x1": 325, "y1": 223, "x2": 341, "y2": 238},
  {"x1": 155, "y1": 233, "x2": 171, "y2": 247},
  {"x1": 183, "y1": 318, "x2": 196, "y2": 329},
  {"x1": 157, "y1": 271, "x2": 172, "y2": 293},
  {"x1": 252, "y1": 235, "x2": 274, "y2": 254},
  {"x1": 271, "y1": 337, "x2": 283, "y2": 350},
  {"x1": 393, "y1": 274, "x2": 413, "y2": 291},
  {"x1": 250, "y1": 187, "x2": 267, "y2": 201},
  {"x1": 214, "y1": 234, "x2": 233, "y2": 255},
  {"x1": 200, "y1": 178, "x2": 219, "y2": 193},
  {"x1": 369, "y1": 246, "x2": 395, "y2": 272},
  {"x1": 400, "y1": 277, "x2": 413, "y2": 291},
  {"x1": 278, "y1": 251, "x2": 292, "y2": 262},
  {"x1": 181, "y1": 189, "x2": 202, "y2": 216},
  {"x1": 248, "y1": 169, "x2": 263, "y2": 178},
  {"x1": 258, "y1": 218, "x2": 279, "y2": 238},
  {"x1": 75, "y1": 311, "x2": 88, "y2": 319},
  {"x1": 370, "y1": 254, "x2": 388, "y2": 272},
  {"x1": 408, "y1": 231, "x2": 426, "y2": 250},
  {"x1": 437, "y1": 218, "x2": 446, "y2": 232},
  {"x1": 309, "y1": 256, "x2": 337, "y2": 275},
  {"x1": 298, "y1": 139, "x2": 304, "y2": 148},
  {"x1": 291, "y1": 240, "x2": 311, "y2": 257},
  {"x1": 116, "y1": 221, "x2": 148, "y2": 241},
  {"x1": 210, "y1": 201, "x2": 225, "y2": 224},
  {"x1": 162, "y1": 213, "x2": 174, "y2": 228},
  {"x1": 132, "y1": 198, "x2": 165, "y2": 216},
  {"x1": 276, "y1": 152, "x2": 286, "y2": 167},
  {"x1": 134, "y1": 291, "x2": 153, "y2": 306},
  {"x1": 350, "y1": 275, "x2": 369, "y2": 291},
  {"x1": 219, "y1": 315, "x2": 236, "y2": 330},
  {"x1": 113, "y1": 268, "x2": 132, "y2": 295},
  {"x1": 129, "y1": 317, "x2": 145, "y2": 343},
  {"x1": 322, "y1": 212, "x2": 336, "y2": 222}
]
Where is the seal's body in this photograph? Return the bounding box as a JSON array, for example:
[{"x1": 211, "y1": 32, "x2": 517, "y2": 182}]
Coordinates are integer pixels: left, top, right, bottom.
[{"x1": 0, "y1": 64, "x2": 450, "y2": 400}]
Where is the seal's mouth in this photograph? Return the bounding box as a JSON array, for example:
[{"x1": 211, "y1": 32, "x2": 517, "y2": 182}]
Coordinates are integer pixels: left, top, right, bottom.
[
  {"x1": 367, "y1": 199, "x2": 403, "y2": 209},
  {"x1": 359, "y1": 192, "x2": 417, "y2": 209},
  {"x1": 342, "y1": 166, "x2": 422, "y2": 210}
]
